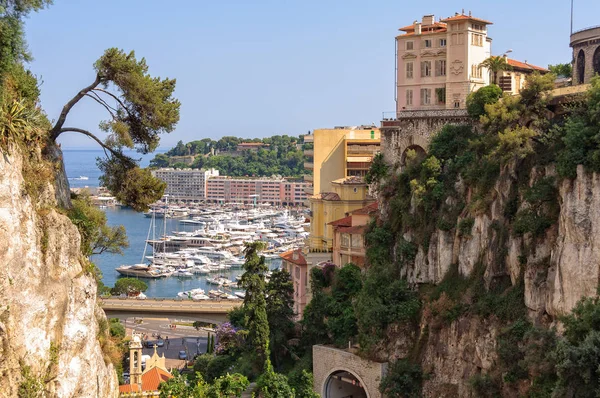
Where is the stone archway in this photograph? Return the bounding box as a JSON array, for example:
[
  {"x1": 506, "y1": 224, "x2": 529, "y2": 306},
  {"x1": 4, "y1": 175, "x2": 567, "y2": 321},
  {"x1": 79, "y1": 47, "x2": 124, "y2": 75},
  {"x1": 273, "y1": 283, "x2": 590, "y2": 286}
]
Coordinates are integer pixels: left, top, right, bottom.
[
  {"x1": 577, "y1": 49, "x2": 586, "y2": 84},
  {"x1": 593, "y1": 46, "x2": 600, "y2": 76},
  {"x1": 323, "y1": 369, "x2": 369, "y2": 398},
  {"x1": 400, "y1": 144, "x2": 427, "y2": 166}
]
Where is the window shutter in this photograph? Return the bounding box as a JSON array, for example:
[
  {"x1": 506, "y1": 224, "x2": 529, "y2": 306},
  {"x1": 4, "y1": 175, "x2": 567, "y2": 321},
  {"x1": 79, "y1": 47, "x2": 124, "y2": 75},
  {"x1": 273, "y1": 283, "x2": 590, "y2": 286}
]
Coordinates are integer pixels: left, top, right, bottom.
[
  {"x1": 421, "y1": 62, "x2": 425, "y2": 77},
  {"x1": 435, "y1": 60, "x2": 440, "y2": 76}
]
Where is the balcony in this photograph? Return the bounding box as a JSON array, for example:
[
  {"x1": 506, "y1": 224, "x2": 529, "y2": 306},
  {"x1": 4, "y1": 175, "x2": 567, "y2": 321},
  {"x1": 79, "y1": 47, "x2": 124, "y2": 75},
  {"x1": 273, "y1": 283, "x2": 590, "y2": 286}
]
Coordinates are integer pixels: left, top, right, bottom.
[
  {"x1": 304, "y1": 149, "x2": 314, "y2": 157},
  {"x1": 303, "y1": 135, "x2": 314, "y2": 143},
  {"x1": 304, "y1": 162, "x2": 314, "y2": 170},
  {"x1": 304, "y1": 186, "x2": 314, "y2": 196},
  {"x1": 304, "y1": 174, "x2": 313, "y2": 182}
]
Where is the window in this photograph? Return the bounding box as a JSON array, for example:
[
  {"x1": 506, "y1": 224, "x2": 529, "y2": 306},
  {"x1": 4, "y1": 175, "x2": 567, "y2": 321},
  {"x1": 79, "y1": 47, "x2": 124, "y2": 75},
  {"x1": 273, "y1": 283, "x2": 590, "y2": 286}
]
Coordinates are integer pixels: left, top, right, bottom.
[
  {"x1": 421, "y1": 61, "x2": 432, "y2": 77},
  {"x1": 406, "y1": 62, "x2": 413, "y2": 79},
  {"x1": 471, "y1": 34, "x2": 483, "y2": 47},
  {"x1": 406, "y1": 89, "x2": 413, "y2": 106},
  {"x1": 435, "y1": 60, "x2": 446, "y2": 76},
  {"x1": 440, "y1": 39, "x2": 447, "y2": 47},
  {"x1": 451, "y1": 33, "x2": 464, "y2": 46},
  {"x1": 406, "y1": 41, "x2": 414, "y2": 50},
  {"x1": 420, "y1": 88, "x2": 431, "y2": 105},
  {"x1": 471, "y1": 64, "x2": 483, "y2": 79},
  {"x1": 424, "y1": 39, "x2": 432, "y2": 48},
  {"x1": 472, "y1": 24, "x2": 485, "y2": 31},
  {"x1": 454, "y1": 99, "x2": 461, "y2": 108}
]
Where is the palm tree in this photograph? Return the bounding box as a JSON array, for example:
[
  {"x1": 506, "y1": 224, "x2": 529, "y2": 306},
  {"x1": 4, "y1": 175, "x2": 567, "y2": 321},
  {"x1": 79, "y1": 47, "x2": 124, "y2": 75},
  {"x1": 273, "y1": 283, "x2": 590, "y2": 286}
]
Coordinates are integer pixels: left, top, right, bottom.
[{"x1": 480, "y1": 56, "x2": 512, "y2": 85}]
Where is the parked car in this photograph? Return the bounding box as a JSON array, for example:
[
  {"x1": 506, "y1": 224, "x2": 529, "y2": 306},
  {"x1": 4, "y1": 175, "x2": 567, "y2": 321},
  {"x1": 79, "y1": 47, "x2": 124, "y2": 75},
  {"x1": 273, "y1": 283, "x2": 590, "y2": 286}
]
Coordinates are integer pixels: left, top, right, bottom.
[
  {"x1": 178, "y1": 351, "x2": 187, "y2": 360},
  {"x1": 156, "y1": 339, "x2": 164, "y2": 347}
]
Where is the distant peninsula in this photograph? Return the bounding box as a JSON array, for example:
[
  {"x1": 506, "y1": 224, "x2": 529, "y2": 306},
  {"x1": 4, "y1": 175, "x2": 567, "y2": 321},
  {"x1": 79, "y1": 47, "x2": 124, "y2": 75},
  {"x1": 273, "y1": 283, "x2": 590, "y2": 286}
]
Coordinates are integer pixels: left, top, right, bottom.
[{"x1": 150, "y1": 135, "x2": 311, "y2": 178}]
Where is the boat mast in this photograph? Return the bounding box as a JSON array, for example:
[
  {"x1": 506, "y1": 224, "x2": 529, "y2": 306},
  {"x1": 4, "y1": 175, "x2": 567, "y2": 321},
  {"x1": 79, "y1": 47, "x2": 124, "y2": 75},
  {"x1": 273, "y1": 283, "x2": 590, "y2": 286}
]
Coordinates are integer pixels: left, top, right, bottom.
[{"x1": 141, "y1": 205, "x2": 155, "y2": 263}]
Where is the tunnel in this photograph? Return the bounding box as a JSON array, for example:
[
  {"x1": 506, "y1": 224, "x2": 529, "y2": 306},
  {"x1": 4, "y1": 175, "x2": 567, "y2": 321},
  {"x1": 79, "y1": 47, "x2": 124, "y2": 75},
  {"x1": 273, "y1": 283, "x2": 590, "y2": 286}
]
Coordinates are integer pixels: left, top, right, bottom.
[{"x1": 323, "y1": 370, "x2": 368, "y2": 398}]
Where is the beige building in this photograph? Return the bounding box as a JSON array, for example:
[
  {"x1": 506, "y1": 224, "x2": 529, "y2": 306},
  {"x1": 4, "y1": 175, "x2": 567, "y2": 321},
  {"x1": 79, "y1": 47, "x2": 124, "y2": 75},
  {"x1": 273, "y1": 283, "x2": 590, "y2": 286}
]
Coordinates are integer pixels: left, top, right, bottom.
[
  {"x1": 307, "y1": 176, "x2": 375, "y2": 253},
  {"x1": 498, "y1": 58, "x2": 548, "y2": 94},
  {"x1": 396, "y1": 13, "x2": 492, "y2": 112},
  {"x1": 303, "y1": 126, "x2": 380, "y2": 196},
  {"x1": 330, "y1": 202, "x2": 378, "y2": 268},
  {"x1": 151, "y1": 168, "x2": 219, "y2": 202}
]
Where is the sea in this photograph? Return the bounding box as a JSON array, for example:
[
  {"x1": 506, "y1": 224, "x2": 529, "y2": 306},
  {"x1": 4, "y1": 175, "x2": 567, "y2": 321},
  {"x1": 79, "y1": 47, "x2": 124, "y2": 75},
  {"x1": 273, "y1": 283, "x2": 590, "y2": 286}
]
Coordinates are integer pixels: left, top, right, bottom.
[{"x1": 62, "y1": 149, "x2": 280, "y2": 298}]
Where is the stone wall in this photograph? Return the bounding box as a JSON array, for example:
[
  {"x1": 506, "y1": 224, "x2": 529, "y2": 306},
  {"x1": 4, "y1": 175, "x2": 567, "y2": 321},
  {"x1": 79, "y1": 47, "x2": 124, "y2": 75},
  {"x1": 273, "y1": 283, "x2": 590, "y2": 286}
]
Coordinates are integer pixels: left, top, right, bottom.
[
  {"x1": 313, "y1": 345, "x2": 387, "y2": 398},
  {"x1": 380, "y1": 109, "x2": 470, "y2": 166},
  {"x1": 571, "y1": 26, "x2": 600, "y2": 84}
]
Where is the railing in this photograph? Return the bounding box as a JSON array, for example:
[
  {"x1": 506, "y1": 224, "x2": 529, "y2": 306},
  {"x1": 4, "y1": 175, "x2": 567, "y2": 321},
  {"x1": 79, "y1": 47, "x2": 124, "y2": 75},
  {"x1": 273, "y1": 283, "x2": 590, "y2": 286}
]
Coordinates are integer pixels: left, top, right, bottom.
[
  {"x1": 303, "y1": 162, "x2": 314, "y2": 169},
  {"x1": 304, "y1": 149, "x2": 314, "y2": 157},
  {"x1": 572, "y1": 25, "x2": 600, "y2": 35}
]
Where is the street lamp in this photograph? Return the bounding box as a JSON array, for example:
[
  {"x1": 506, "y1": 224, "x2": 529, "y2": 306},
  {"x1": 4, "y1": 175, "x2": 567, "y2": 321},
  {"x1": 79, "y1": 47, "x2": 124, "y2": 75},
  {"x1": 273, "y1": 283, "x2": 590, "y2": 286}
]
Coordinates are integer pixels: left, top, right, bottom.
[{"x1": 502, "y1": 49, "x2": 513, "y2": 58}]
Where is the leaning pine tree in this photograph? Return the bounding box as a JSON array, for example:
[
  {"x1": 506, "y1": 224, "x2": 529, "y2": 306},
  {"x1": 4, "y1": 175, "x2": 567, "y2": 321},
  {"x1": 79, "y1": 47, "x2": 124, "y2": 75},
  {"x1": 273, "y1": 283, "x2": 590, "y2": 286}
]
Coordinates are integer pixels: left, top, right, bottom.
[
  {"x1": 50, "y1": 48, "x2": 181, "y2": 211},
  {"x1": 238, "y1": 241, "x2": 270, "y2": 374}
]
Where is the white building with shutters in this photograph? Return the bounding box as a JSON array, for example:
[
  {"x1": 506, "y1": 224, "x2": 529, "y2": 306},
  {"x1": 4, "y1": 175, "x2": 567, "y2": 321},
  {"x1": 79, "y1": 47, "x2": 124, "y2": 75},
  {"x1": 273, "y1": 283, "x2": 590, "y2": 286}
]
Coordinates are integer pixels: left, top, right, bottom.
[
  {"x1": 151, "y1": 168, "x2": 219, "y2": 202},
  {"x1": 395, "y1": 12, "x2": 492, "y2": 112}
]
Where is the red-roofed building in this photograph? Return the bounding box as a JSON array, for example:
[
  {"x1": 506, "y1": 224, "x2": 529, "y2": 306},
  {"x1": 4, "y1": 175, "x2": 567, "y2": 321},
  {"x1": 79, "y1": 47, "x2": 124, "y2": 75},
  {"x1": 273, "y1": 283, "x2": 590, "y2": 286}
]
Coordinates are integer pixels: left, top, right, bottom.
[
  {"x1": 329, "y1": 202, "x2": 379, "y2": 268},
  {"x1": 395, "y1": 12, "x2": 493, "y2": 113},
  {"x1": 279, "y1": 248, "x2": 310, "y2": 319},
  {"x1": 495, "y1": 57, "x2": 549, "y2": 95}
]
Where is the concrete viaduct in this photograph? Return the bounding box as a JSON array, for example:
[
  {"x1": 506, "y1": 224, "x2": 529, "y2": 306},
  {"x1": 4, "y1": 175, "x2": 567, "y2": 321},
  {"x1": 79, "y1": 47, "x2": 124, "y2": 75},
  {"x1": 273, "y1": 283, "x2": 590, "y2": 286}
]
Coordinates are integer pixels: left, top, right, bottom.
[{"x1": 100, "y1": 298, "x2": 239, "y2": 324}]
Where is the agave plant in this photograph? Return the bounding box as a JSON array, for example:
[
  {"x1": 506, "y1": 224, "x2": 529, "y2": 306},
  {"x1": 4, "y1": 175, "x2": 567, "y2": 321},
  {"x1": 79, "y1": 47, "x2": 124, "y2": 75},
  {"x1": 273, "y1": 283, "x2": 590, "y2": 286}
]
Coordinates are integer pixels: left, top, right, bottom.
[{"x1": 0, "y1": 98, "x2": 44, "y2": 148}]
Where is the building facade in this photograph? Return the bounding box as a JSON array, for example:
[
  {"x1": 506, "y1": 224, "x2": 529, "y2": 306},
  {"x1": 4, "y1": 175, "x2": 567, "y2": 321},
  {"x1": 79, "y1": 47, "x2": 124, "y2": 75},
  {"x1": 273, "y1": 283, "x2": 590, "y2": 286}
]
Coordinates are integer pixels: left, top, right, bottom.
[
  {"x1": 396, "y1": 13, "x2": 492, "y2": 112},
  {"x1": 307, "y1": 176, "x2": 375, "y2": 253},
  {"x1": 303, "y1": 126, "x2": 380, "y2": 197},
  {"x1": 279, "y1": 248, "x2": 310, "y2": 319},
  {"x1": 206, "y1": 176, "x2": 309, "y2": 206},
  {"x1": 330, "y1": 202, "x2": 378, "y2": 268},
  {"x1": 571, "y1": 25, "x2": 600, "y2": 85},
  {"x1": 496, "y1": 58, "x2": 549, "y2": 94},
  {"x1": 151, "y1": 168, "x2": 219, "y2": 202}
]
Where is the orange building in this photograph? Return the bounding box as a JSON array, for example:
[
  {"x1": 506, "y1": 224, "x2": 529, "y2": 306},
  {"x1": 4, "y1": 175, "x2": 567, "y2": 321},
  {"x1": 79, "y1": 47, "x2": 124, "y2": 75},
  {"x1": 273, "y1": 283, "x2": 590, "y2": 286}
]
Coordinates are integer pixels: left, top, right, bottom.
[
  {"x1": 329, "y1": 203, "x2": 379, "y2": 268},
  {"x1": 279, "y1": 248, "x2": 310, "y2": 319}
]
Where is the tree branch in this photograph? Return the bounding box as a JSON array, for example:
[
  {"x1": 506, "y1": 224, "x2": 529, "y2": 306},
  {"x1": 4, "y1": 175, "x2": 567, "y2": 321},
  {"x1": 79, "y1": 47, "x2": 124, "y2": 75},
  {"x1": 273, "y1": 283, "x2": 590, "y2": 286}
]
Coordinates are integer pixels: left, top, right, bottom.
[
  {"x1": 92, "y1": 88, "x2": 131, "y2": 117},
  {"x1": 50, "y1": 75, "x2": 102, "y2": 140},
  {"x1": 85, "y1": 94, "x2": 116, "y2": 118},
  {"x1": 56, "y1": 127, "x2": 127, "y2": 161},
  {"x1": 89, "y1": 90, "x2": 118, "y2": 113}
]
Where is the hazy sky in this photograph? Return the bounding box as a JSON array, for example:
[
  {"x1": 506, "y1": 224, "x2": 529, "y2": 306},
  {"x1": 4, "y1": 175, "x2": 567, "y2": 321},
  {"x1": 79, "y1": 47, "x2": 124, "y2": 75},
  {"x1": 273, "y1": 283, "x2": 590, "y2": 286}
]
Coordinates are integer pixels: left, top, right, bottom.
[{"x1": 25, "y1": 0, "x2": 598, "y2": 149}]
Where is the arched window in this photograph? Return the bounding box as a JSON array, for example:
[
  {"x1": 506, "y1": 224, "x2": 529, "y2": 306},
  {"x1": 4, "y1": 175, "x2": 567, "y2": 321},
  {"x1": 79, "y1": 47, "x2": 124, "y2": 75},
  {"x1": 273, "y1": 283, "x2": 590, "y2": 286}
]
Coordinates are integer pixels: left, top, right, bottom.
[
  {"x1": 594, "y1": 46, "x2": 600, "y2": 76},
  {"x1": 577, "y1": 49, "x2": 586, "y2": 84}
]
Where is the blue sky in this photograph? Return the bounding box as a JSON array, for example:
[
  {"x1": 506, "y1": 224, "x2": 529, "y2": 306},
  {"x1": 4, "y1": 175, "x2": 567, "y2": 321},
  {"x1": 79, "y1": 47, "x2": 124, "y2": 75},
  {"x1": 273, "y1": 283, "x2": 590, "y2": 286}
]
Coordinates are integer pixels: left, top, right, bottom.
[{"x1": 25, "y1": 0, "x2": 598, "y2": 149}]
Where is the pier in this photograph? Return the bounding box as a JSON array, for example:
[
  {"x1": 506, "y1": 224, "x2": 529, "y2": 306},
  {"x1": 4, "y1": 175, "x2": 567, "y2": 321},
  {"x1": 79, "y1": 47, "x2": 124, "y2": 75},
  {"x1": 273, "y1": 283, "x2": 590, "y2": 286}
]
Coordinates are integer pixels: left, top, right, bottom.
[{"x1": 100, "y1": 298, "x2": 241, "y2": 324}]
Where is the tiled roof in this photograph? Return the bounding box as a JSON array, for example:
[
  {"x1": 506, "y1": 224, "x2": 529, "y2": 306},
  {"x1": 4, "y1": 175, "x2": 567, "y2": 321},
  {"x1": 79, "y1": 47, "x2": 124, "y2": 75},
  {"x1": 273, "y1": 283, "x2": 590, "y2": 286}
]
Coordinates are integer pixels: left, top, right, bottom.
[
  {"x1": 399, "y1": 29, "x2": 447, "y2": 37},
  {"x1": 313, "y1": 192, "x2": 341, "y2": 201},
  {"x1": 507, "y1": 58, "x2": 548, "y2": 72},
  {"x1": 141, "y1": 367, "x2": 173, "y2": 391},
  {"x1": 119, "y1": 384, "x2": 141, "y2": 393},
  {"x1": 350, "y1": 202, "x2": 379, "y2": 215},
  {"x1": 338, "y1": 225, "x2": 367, "y2": 234},
  {"x1": 399, "y1": 22, "x2": 447, "y2": 32},
  {"x1": 328, "y1": 216, "x2": 352, "y2": 227},
  {"x1": 440, "y1": 14, "x2": 492, "y2": 24},
  {"x1": 279, "y1": 249, "x2": 307, "y2": 266}
]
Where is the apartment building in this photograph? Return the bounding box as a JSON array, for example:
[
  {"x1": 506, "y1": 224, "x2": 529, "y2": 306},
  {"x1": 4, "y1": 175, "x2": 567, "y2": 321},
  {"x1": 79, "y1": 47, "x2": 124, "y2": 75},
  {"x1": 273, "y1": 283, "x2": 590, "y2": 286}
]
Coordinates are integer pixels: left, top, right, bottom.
[
  {"x1": 205, "y1": 176, "x2": 309, "y2": 206},
  {"x1": 330, "y1": 202, "x2": 379, "y2": 268},
  {"x1": 151, "y1": 168, "x2": 219, "y2": 202},
  {"x1": 396, "y1": 13, "x2": 492, "y2": 112},
  {"x1": 303, "y1": 126, "x2": 380, "y2": 196},
  {"x1": 279, "y1": 248, "x2": 310, "y2": 319}
]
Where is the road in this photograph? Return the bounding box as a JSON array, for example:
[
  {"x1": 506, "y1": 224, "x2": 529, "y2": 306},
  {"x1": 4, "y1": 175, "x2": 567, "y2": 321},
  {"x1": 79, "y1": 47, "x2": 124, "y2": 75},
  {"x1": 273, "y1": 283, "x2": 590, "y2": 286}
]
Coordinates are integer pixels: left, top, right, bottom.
[
  {"x1": 102, "y1": 298, "x2": 241, "y2": 313},
  {"x1": 122, "y1": 317, "x2": 214, "y2": 370}
]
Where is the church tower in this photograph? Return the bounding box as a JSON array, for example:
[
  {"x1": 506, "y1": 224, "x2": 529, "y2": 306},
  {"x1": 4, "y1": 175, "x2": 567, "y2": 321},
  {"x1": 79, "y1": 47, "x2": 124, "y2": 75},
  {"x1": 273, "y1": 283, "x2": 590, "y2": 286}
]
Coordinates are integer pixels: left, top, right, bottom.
[{"x1": 129, "y1": 334, "x2": 143, "y2": 387}]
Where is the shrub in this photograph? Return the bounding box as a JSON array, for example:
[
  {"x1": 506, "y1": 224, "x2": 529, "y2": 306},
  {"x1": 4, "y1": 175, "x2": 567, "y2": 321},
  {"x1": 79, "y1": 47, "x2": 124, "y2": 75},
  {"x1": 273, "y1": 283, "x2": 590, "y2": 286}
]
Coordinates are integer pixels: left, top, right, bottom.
[
  {"x1": 470, "y1": 373, "x2": 501, "y2": 398},
  {"x1": 457, "y1": 217, "x2": 475, "y2": 237},
  {"x1": 379, "y1": 359, "x2": 423, "y2": 397},
  {"x1": 466, "y1": 84, "x2": 502, "y2": 119}
]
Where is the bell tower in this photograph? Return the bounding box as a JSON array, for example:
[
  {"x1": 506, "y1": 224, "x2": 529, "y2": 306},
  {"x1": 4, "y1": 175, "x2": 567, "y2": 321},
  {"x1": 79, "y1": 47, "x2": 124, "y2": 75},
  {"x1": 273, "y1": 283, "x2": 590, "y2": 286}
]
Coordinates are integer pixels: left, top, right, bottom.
[{"x1": 129, "y1": 334, "x2": 143, "y2": 387}]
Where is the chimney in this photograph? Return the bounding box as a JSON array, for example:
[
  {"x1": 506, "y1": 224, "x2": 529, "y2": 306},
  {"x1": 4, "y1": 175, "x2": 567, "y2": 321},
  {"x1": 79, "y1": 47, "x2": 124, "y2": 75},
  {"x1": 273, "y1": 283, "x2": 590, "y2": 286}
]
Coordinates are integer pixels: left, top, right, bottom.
[
  {"x1": 414, "y1": 22, "x2": 422, "y2": 35},
  {"x1": 422, "y1": 14, "x2": 435, "y2": 26}
]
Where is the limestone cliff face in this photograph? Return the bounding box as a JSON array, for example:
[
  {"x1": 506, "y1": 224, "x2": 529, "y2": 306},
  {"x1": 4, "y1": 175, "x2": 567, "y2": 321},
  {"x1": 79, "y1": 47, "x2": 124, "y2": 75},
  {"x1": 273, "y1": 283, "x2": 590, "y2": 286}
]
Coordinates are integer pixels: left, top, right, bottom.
[
  {"x1": 0, "y1": 146, "x2": 118, "y2": 397},
  {"x1": 384, "y1": 164, "x2": 600, "y2": 396}
]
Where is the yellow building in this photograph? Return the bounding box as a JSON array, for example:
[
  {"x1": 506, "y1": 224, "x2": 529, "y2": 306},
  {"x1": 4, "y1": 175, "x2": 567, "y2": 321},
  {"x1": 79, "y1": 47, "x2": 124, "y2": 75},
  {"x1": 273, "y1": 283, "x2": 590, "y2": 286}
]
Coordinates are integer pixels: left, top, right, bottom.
[
  {"x1": 303, "y1": 126, "x2": 380, "y2": 196},
  {"x1": 308, "y1": 176, "x2": 375, "y2": 253}
]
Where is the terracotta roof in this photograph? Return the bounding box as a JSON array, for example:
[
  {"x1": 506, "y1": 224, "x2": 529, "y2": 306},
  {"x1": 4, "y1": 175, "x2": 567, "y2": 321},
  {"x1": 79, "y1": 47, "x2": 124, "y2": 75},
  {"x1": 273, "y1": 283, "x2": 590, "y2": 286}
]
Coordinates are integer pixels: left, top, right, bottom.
[
  {"x1": 399, "y1": 29, "x2": 447, "y2": 37},
  {"x1": 329, "y1": 216, "x2": 352, "y2": 227},
  {"x1": 506, "y1": 58, "x2": 548, "y2": 72},
  {"x1": 312, "y1": 192, "x2": 341, "y2": 201},
  {"x1": 279, "y1": 249, "x2": 307, "y2": 266},
  {"x1": 399, "y1": 22, "x2": 447, "y2": 32},
  {"x1": 350, "y1": 202, "x2": 379, "y2": 215},
  {"x1": 141, "y1": 367, "x2": 173, "y2": 391},
  {"x1": 332, "y1": 176, "x2": 366, "y2": 185},
  {"x1": 440, "y1": 14, "x2": 493, "y2": 24},
  {"x1": 338, "y1": 225, "x2": 367, "y2": 234},
  {"x1": 119, "y1": 384, "x2": 141, "y2": 393}
]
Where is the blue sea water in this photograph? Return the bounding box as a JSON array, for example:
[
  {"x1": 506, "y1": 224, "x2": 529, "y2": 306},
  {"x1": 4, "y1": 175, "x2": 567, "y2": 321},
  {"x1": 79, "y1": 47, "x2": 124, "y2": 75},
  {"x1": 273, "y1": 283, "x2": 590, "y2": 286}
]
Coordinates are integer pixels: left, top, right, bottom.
[{"x1": 61, "y1": 149, "x2": 280, "y2": 298}]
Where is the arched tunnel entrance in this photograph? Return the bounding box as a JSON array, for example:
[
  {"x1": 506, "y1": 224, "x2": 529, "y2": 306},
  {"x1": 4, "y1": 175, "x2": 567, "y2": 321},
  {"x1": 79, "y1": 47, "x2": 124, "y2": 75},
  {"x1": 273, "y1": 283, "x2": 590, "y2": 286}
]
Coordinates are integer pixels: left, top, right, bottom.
[
  {"x1": 324, "y1": 370, "x2": 368, "y2": 398},
  {"x1": 400, "y1": 144, "x2": 427, "y2": 167}
]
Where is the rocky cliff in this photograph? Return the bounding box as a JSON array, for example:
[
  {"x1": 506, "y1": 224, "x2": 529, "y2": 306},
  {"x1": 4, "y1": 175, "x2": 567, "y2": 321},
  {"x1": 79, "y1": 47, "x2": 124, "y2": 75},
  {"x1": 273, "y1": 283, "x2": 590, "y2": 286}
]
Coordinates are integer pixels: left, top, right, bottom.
[
  {"x1": 0, "y1": 145, "x2": 118, "y2": 397},
  {"x1": 380, "y1": 162, "x2": 600, "y2": 396}
]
